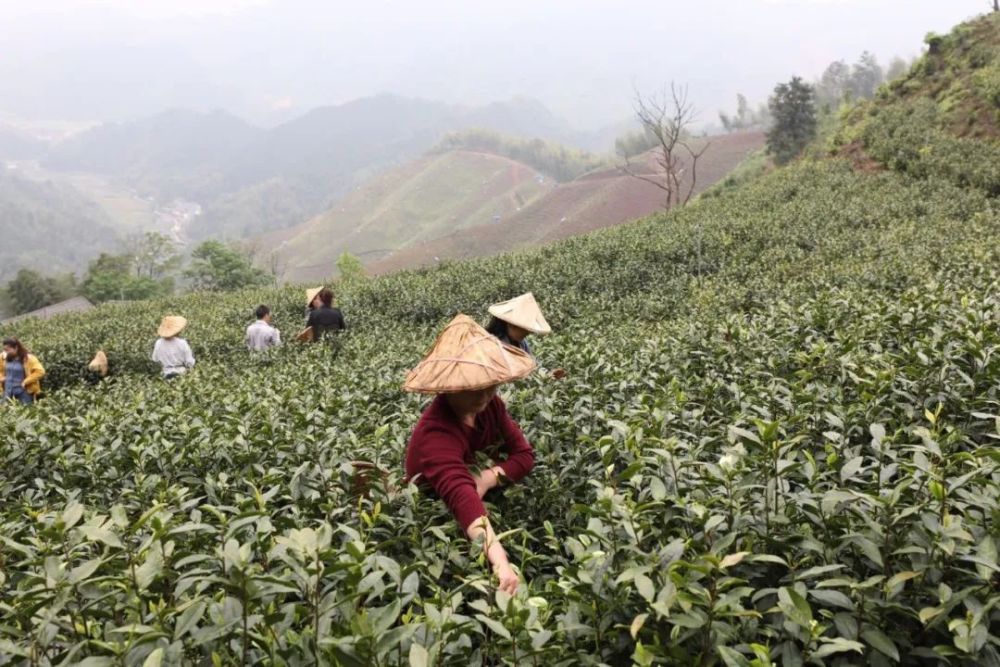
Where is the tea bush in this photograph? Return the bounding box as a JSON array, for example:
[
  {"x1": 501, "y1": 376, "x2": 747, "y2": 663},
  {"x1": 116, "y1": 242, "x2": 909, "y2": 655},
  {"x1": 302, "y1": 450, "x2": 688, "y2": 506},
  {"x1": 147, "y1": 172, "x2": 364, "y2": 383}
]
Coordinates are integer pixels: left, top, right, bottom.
[
  {"x1": 2, "y1": 146, "x2": 1000, "y2": 666},
  {"x1": 2, "y1": 14, "x2": 1000, "y2": 666}
]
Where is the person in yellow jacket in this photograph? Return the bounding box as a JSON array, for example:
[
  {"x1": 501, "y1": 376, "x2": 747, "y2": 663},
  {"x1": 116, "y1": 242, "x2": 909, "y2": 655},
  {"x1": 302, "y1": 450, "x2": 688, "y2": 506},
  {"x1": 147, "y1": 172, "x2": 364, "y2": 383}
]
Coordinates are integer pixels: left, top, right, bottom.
[{"x1": 1, "y1": 337, "x2": 45, "y2": 405}]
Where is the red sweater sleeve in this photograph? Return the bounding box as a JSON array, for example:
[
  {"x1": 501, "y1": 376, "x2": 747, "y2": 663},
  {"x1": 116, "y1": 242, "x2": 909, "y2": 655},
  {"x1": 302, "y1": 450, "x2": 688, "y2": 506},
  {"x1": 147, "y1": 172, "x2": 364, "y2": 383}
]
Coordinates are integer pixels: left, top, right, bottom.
[
  {"x1": 496, "y1": 399, "x2": 535, "y2": 482},
  {"x1": 415, "y1": 425, "x2": 488, "y2": 531}
]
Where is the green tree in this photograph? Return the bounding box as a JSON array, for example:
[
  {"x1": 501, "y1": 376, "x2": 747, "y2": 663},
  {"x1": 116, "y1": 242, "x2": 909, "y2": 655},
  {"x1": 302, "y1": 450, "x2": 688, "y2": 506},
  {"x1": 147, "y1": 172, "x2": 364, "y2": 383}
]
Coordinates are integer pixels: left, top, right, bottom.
[
  {"x1": 123, "y1": 232, "x2": 181, "y2": 280},
  {"x1": 816, "y1": 60, "x2": 851, "y2": 109},
  {"x1": 82, "y1": 253, "x2": 172, "y2": 302},
  {"x1": 185, "y1": 240, "x2": 270, "y2": 292},
  {"x1": 336, "y1": 251, "x2": 366, "y2": 283},
  {"x1": 767, "y1": 77, "x2": 817, "y2": 165},
  {"x1": 5, "y1": 268, "x2": 77, "y2": 314},
  {"x1": 849, "y1": 51, "x2": 884, "y2": 100}
]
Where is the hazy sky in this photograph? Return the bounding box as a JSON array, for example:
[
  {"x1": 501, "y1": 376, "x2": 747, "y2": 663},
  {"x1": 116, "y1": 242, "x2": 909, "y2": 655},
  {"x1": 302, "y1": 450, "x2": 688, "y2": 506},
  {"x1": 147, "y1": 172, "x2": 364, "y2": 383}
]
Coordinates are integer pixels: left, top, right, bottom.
[{"x1": 0, "y1": 0, "x2": 988, "y2": 130}]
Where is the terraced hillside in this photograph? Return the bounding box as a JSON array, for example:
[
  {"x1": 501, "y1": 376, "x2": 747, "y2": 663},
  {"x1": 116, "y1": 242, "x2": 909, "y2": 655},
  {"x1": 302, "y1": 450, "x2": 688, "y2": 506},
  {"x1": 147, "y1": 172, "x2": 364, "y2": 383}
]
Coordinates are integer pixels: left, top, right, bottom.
[
  {"x1": 279, "y1": 131, "x2": 764, "y2": 282},
  {"x1": 369, "y1": 131, "x2": 764, "y2": 275},
  {"x1": 272, "y1": 150, "x2": 554, "y2": 283}
]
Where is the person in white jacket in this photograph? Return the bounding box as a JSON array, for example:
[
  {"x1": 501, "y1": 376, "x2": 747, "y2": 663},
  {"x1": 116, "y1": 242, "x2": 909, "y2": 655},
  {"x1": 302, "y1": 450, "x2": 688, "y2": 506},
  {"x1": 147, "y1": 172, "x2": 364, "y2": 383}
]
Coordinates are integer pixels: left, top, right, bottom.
[
  {"x1": 152, "y1": 315, "x2": 195, "y2": 379},
  {"x1": 245, "y1": 304, "x2": 281, "y2": 352}
]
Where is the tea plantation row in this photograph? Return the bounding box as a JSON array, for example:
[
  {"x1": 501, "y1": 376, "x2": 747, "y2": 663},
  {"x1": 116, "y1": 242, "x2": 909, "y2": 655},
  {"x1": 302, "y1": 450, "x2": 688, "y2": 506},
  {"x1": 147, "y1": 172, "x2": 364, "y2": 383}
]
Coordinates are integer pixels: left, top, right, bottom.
[{"x1": 2, "y1": 150, "x2": 999, "y2": 666}]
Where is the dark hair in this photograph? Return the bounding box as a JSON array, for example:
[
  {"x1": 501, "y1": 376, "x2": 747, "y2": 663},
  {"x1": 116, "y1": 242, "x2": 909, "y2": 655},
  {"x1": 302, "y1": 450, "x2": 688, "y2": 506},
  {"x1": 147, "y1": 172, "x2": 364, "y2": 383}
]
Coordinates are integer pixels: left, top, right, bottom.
[
  {"x1": 255, "y1": 304, "x2": 270, "y2": 319},
  {"x1": 2, "y1": 337, "x2": 29, "y2": 363},
  {"x1": 485, "y1": 317, "x2": 509, "y2": 339},
  {"x1": 318, "y1": 288, "x2": 334, "y2": 308}
]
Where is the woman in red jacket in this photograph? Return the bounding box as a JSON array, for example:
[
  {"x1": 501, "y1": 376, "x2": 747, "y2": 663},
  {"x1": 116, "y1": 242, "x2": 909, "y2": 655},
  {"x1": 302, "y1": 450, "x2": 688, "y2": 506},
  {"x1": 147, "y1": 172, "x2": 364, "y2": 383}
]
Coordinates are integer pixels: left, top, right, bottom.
[{"x1": 404, "y1": 314, "x2": 536, "y2": 594}]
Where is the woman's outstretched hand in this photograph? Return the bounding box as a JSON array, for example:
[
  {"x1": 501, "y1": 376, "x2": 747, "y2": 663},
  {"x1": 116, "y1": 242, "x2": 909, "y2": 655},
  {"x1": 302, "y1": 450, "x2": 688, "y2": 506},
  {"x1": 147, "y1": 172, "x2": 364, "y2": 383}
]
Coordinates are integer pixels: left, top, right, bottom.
[
  {"x1": 467, "y1": 515, "x2": 520, "y2": 594},
  {"x1": 473, "y1": 466, "x2": 503, "y2": 498},
  {"x1": 494, "y1": 562, "x2": 519, "y2": 594}
]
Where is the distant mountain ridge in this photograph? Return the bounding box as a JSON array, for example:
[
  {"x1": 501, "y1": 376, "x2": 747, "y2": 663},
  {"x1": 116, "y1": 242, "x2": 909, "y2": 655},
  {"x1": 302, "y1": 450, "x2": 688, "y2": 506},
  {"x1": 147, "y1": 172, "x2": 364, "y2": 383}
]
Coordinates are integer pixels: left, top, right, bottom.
[
  {"x1": 42, "y1": 94, "x2": 593, "y2": 241},
  {"x1": 0, "y1": 170, "x2": 119, "y2": 282}
]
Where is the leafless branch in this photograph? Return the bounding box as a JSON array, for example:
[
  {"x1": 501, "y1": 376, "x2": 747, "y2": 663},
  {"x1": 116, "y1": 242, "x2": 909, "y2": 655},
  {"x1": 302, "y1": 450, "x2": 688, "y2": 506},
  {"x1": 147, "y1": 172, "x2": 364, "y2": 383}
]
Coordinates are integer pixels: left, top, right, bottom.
[{"x1": 618, "y1": 81, "x2": 707, "y2": 211}]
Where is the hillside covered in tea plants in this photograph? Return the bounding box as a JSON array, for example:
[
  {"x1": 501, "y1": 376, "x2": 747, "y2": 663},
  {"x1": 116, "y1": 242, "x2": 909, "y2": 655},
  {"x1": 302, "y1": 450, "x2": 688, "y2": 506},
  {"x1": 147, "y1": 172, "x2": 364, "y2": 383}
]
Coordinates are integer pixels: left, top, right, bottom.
[{"x1": 1, "y1": 12, "x2": 1000, "y2": 667}]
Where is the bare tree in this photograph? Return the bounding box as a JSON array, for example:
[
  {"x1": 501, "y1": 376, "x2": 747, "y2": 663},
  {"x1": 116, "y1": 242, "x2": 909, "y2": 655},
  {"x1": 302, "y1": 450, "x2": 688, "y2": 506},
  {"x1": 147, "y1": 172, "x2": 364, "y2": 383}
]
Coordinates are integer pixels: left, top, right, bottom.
[{"x1": 619, "y1": 83, "x2": 710, "y2": 210}]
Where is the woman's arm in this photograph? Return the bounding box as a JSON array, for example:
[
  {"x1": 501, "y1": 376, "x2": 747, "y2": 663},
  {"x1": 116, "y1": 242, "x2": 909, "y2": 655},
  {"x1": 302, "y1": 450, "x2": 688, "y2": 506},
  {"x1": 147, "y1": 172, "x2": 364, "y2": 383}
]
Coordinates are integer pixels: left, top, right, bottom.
[
  {"x1": 415, "y1": 425, "x2": 520, "y2": 592},
  {"x1": 25, "y1": 356, "x2": 46, "y2": 384},
  {"x1": 466, "y1": 515, "x2": 519, "y2": 594}
]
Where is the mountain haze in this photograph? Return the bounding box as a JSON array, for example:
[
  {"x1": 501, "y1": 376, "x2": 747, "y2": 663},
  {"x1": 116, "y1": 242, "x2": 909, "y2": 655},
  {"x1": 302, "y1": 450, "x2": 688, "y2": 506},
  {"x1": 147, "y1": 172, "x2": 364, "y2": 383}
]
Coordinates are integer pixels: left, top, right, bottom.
[{"x1": 42, "y1": 95, "x2": 593, "y2": 242}]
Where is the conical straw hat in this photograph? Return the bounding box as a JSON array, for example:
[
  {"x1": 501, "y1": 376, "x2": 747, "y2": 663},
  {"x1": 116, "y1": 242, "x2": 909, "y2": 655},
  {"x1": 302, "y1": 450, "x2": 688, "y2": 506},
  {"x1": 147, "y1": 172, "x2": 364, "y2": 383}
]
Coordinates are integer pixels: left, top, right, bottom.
[
  {"x1": 158, "y1": 315, "x2": 187, "y2": 338},
  {"x1": 88, "y1": 350, "x2": 109, "y2": 377},
  {"x1": 488, "y1": 292, "x2": 551, "y2": 335},
  {"x1": 306, "y1": 286, "x2": 324, "y2": 307},
  {"x1": 404, "y1": 314, "x2": 536, "y2": 393}
]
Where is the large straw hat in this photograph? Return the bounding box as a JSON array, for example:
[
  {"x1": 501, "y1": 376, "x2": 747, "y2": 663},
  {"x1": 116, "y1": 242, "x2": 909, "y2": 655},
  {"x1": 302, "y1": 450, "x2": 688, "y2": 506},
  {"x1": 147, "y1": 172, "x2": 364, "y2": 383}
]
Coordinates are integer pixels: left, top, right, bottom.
[
  {"x1": 88, "y1": 350, "x2": 109, "y2": 377},
  {"x1": 404, "y1": 314, "x2": 536, "y2": 393},
  {"x1": 306, "y1": 286, "x2": 324, "y2": 307},
  {"x1": 488, "y1": 292, "x2": 551, "y2": 335},
  {"x1": 158, "y1": 315, "x2": 187, "y2": 338}
]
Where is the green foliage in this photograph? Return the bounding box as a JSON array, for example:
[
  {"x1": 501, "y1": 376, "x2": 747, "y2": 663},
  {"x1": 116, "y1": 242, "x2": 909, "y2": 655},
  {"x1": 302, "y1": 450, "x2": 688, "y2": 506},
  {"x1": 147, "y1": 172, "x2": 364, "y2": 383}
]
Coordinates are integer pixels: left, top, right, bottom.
[
  {"x1": 852, "y1": 99, "x2": 1000, "y2": 195},
  {"x1": 4, "y1": 268, "x2": 78, "y2": 315},
  {"x1": 185, "y1": 241, "x2": 271, "y2": 292},
  {"x1": 436, "y1": 128, "x2": 606, "y2": 182},
  {"x1": 2, "y1": 144, "x2": 1000, "y2": 663},
  {"x1": 336, "y1": 252, "x2": 367, "y2": 283},
  {"x1": 718, "y1": 93, "x2": 771, "y2": 133},
  {"x1": 82, "y1": 253, "x2": 173, "y2": 303},
  {"x1": 0, "y1": 170, "x2": 120, "y2": 283},
  {"x1": 126, "y1": 232, "x2": 181, "y2": 281},
  {"x1": 767, "y1": 77, "x2": 818, "y2": 164},
  {"x1": 1, "y1": 16, "x2": 998, "y2": 664},
  {"x1": 81, "y1": 233, "x2": 179, "y2": 304},
  {"x1": 699, "y1": 149, "x2": 771, "y2": 199},
  {"x1": 614, "y1": 127, "x2": 661, "y2": 158}
]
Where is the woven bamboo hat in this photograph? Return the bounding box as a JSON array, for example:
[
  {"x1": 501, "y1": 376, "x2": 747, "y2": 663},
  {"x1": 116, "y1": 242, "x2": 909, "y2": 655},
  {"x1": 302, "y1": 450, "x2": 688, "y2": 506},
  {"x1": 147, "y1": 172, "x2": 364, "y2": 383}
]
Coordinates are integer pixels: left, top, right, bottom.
[
  {"x1": 157, "y1": 315, "x2": 187, "y2": 338},
  {"x1": 306, "y1": 286, "x2": 324, "y2": 307},
  {"x1": 488, "y1": 292, "x2": 551, "y2": 335},
  {"x1": 88, "y1": 350, "x2": 109, "y2": 377},
  {"x1": 404, "y1": 314, "x2": 536, "y2": 393}
]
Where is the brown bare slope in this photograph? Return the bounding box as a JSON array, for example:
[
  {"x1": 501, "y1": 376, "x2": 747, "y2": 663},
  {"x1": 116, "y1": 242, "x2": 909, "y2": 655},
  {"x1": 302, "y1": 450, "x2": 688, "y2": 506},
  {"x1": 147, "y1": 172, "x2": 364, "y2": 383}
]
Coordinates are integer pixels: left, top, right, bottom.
[
  {"x1": 274, "y1": 150, "x2": 554, "y2": 282},
  {"x1": 367, "y1": 131, "x2": 764, "y2": 275}
]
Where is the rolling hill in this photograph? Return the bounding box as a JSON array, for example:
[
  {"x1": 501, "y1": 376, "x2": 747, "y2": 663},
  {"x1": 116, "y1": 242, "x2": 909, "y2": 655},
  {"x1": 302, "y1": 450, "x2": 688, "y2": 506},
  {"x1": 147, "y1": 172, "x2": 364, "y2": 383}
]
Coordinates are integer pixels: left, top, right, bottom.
[
  {"x1": 273, "y1": 130, "x2": 765, "y2": 282},
  {"x1": 0, "y1": 169, "x2": 120, "y2": 282},
  {"x1": 369, "y1": 131, "x2": 765, "y2": 275},
  {"x1": 270, "y1": 150, "x2": 556, "y2": 282}
]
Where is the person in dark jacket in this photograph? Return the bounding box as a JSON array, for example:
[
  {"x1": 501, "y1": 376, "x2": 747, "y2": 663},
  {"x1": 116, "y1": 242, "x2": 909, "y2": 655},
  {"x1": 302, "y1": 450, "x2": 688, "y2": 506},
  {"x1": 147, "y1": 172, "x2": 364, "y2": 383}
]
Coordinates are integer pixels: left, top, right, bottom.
[{"x1": 305, "y1": 288, "x2": 346, "y2": 339}]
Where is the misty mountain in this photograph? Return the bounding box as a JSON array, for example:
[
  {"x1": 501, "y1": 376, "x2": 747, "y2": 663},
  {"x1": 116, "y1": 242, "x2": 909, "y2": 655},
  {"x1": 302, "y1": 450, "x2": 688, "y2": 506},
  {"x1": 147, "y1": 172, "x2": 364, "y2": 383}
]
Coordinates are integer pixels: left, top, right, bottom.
[
  {"x1": 44, "y1": 109, "x2": 263, "y2": 200},
  {"x1": 43, "y1": 94, "x2": 590, "y2": 240},
  {"x1": 0, "y1": 170, "x2": 119, "y2": 282},
  {"x1": 0, "y1": 124, "x2": 45, "y2": 161}
]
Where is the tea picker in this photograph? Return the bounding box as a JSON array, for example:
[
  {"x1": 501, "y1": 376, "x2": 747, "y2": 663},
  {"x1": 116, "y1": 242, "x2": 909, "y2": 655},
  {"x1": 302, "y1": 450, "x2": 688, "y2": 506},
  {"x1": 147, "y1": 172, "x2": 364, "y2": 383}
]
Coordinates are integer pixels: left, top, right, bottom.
[
  {"x1": 403, "y1": 314, "x2": 537, "y2": 594},
  {"x1": 486, "y1": 292, "x2": 566, "y2": 379},
  {"x1": 1, "y1": 337, "x2": 45, "y2": 405},
  {"x1": 152, "y1": 315, "x2": 195, "y2": 379}
]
